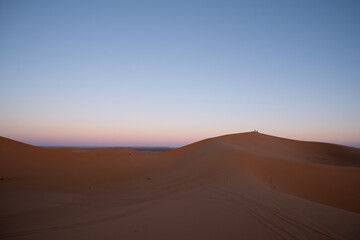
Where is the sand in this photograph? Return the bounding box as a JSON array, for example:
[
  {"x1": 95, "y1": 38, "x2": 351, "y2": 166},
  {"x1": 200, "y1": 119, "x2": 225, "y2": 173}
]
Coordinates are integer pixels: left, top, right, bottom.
[{"x1": 1, "y1": 132, "x2": 359, "y2": 239}]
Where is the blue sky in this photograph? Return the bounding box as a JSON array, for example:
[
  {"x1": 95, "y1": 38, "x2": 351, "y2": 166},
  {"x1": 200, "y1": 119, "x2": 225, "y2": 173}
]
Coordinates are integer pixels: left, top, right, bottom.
[{"x1": 0, "y1": 0, "x2": 359, "y2": 147}]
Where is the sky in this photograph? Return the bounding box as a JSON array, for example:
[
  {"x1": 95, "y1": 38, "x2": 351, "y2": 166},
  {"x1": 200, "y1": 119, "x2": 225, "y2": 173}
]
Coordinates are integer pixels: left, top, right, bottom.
[{"x1": 0, "y1": 0, "x2": 359, "y2": 147}]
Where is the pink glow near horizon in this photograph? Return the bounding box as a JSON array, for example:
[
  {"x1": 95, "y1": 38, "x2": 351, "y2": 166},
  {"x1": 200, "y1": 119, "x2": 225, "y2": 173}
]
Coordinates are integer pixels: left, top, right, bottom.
[
  {"x1": 0, "y1": 125, "x2": 201, "y2": 147},
  {"x1": 1, "y1": 109, "x2": 359, "y2": 147},
  {"x1": 1, "y1": 105, "x2": 359, "y2": 147},
  {"x1": 2, "y1": 125, "x2": 359, "y2": 148}
]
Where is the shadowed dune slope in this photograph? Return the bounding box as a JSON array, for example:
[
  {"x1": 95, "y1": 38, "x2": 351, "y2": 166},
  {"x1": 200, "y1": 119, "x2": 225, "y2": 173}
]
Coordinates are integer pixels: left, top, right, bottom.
[
  {"x1": 160, "y1": 132, "x2": 360, "y2": 212},
  {"x1": 1, "y1": 133, "x2": 360, "y2": 240}
]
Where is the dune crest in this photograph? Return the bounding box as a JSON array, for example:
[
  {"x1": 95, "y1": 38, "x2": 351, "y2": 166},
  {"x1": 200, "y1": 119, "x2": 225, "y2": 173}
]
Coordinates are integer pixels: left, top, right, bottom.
[{"x1": 1, "y1": 133, "x2": 359, "y2": 240}]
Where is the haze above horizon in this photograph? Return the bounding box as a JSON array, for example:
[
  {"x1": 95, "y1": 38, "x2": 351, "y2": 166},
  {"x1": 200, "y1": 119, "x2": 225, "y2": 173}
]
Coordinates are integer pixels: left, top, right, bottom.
[{"x1": 1, "y1": 0, "x2": 359, "y2": 148}]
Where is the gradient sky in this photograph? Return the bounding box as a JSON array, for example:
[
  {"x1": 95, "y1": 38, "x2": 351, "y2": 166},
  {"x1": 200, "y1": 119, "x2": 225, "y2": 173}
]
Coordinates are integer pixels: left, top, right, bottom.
[{"x1": 1, "y1": 0, "x2": 359, "y2": 147}]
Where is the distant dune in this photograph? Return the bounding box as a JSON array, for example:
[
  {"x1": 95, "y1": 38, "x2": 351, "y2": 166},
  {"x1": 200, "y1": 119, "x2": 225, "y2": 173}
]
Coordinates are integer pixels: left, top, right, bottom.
[{"x1": 1, "y1": 132, "x2": 359, "y2": 239}]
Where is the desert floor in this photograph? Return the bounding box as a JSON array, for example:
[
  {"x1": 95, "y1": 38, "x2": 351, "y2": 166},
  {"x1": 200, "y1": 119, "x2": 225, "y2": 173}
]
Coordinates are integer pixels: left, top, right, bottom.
[{"x1": 1, "y1": 132, "x2": 359, "y2": 239}]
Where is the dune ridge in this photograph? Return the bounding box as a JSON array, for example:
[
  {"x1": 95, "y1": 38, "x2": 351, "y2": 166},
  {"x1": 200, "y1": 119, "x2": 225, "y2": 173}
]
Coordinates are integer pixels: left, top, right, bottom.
[{"x1": 1, "y1": 132, "x2": 359, "y2": 239}]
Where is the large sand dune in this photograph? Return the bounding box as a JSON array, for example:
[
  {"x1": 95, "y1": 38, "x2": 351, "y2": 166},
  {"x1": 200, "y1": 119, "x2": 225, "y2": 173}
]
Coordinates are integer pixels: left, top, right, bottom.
[{"x1": 1, "y1": 132, "x2": 359, "y2": 239}]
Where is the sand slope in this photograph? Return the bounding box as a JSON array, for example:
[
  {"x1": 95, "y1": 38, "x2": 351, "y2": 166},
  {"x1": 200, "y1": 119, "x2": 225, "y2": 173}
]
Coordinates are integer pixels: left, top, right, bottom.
[{"x1": 1, "y1": 132, "x2": 359, "y2": 239}]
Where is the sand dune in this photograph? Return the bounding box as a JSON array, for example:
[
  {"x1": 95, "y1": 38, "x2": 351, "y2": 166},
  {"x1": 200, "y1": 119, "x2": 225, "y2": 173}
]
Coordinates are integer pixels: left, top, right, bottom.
[{"x1": 1, "y1": 132, "x2": 359, "y2": 239}]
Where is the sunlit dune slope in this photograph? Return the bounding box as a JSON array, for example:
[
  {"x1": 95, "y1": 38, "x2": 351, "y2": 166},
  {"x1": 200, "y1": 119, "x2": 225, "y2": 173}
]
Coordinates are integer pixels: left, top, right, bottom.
[{"x1": 1, "y1": 133, "x2": 360, "y2": 240}]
